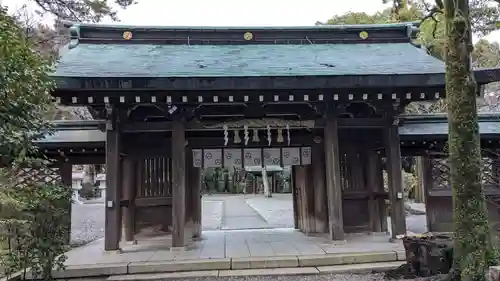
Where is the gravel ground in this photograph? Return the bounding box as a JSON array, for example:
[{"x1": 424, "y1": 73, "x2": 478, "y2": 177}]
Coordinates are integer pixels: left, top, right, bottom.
[
  {"x1": 70, "y1": 203, "x2": 105, "y2": 247},
  {"x1": 147, "y1": 273, "x2": 422, "y2": 281}
]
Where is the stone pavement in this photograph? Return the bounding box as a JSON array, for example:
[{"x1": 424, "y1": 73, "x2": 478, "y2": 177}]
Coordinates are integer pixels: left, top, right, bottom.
[
  {"x1": 57, "y1": 229, "x2": 405, "y2": 279},
  {"x1": 244, "y1": 194, "x2": 295, "y2": 228},
  {"x1": 202, "y1": 194, "x2": 289, "y2": 230}
]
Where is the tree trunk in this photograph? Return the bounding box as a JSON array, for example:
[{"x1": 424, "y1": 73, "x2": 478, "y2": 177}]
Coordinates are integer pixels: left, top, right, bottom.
[{"x1": 444, "y1": 0, "x2": 491, "y2": 280}]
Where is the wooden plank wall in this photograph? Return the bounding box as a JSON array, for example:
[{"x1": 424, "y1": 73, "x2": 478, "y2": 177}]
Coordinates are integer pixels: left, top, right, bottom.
[{"x1": 134, "y1": 157, "x2": 173, "y2": 234}]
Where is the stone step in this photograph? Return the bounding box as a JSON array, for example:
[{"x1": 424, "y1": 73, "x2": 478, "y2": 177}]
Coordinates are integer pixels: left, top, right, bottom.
[
  {"x1": 105, "y1": 262, "x2": 405, "y2": 280},
  {"x1": 39, "y1": 250, "x2": 405, "y2": 279}
]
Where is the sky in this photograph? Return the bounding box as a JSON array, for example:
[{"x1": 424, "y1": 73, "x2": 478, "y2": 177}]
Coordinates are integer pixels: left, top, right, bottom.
[
  {"x1": 2, "y1": 0, "x2": 500, "y2": 41},
  {"x1": 3, "y1": 0, "x2": 390, "y2": 26}
]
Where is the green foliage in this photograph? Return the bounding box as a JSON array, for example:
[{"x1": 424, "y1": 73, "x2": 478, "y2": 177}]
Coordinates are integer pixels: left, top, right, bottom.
[
  {"x1": 324, "y1": 2, "x2": 500, "y2": 117},
  {"x1": 0, "y1": 6, "x2": 72, "y2": 281},
  {"x1": 0, "y1": 174, "x2": 71, "y2": 281},
  {"x1": 32, "y1": 0, "x2": 136, "y2": 22},
  {"x1": 403, "y1": 172, "x2": 419, "y2": 199},
  {"x1": 0, "y1": 6, "x2": 54, "y2": 165}
]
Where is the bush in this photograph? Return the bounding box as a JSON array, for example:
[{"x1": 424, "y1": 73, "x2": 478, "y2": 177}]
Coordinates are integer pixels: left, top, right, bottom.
[{"x1": 0, "y1": 174, "x2": 71, "y2": 281}]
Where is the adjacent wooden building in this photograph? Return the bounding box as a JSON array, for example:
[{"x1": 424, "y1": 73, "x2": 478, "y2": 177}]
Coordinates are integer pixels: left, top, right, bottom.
[{"x1": 43, "y1": 22, "x2": 500, "y2": 251}]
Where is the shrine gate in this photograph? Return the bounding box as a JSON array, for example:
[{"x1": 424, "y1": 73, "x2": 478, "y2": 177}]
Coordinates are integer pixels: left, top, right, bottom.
[{"x1": 44, "y1": 22, "x2": 500, "y2": 251}]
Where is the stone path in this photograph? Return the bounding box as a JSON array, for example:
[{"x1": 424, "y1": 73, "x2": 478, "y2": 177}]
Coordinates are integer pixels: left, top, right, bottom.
[
  {"x1": 202, "y1": 195, "x2": 285, "y2": 230},
  {"x1": 202, "y1": 200, "x2": 224, "y2": 230},
  {"x1": 244, "y1": 194, "x2": 295, "y2": 228},
  {"x1": 221, "y1": 196, "x2": 269, "y2": 230}
]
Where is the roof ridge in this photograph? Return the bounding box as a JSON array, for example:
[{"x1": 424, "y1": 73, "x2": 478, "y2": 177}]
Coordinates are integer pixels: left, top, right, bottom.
[
  {"x1": 68, "y1": 22, "x2": 419, "y2": 30},
  {"x1": 67, "y1": 22, "x2": 419, "y2": 46}
]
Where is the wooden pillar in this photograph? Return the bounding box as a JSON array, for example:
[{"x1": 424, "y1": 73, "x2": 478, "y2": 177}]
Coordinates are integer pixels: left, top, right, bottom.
[
  {"x1": 421, "y1": 156, "x2": 433, "y2": 231},
  {"x1": 291, "y1": 167, "x2": 299, "y2": 229},
  {"x1": 367, "y1": 151, "x2": 383, "y2": 232},
  {"x1": 385, "y1": 125, "x2": 407, "y2": 238},
  {"x1": 191, "y1": 164, "x2": 202, "y2": 240},
  {"x1": 295, "y1": 166, "x2": 304, "y2": 231},
  {"x1": 324, "y1": 114, "x2": 345, "y2": 241},
  {"x1": 414, "y1": 157, "x2": 426, "y2": 203},
  {"x1": 185, "y1": 148, "x2": 193, "y2": 228},
  {"x1": 305, "y1": 165, "x2": 316, "y2": 234},
  {"x1": 171, "y1": 120, "x2": 186, "y2": 248},
  {"x1": 294, "y1": 165, "x2": 314, "y2": 234},
  {"x1": 135, "y1": 159, "x2": 143, "y2": 234},
  {"x1": 185, "y1": 147, "x2": 202, "y2": 239},
  {"x1": 60, "y1": 161, "x2": 72, "y2": 244},
  {"x1": 312, "y1": 141, "x2": 328, "y2": 233},
  {"x1": 122, "y1": 157, "x2": 136, "y2": 242},
  {"x1": 104, "y1": 114, "x2": 122, "y2": 251}
]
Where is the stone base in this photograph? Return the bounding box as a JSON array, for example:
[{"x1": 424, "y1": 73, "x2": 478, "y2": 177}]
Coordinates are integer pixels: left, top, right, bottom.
[
  {"x1": 170, "y1": 246, "x2": 187, "y2": 253},
  {"x1": 192, "y1": 234, "x2": 205, "y2": 241},
  {"x1": 331, "y1": 240, "x2": 347, "y2": 246},
  {"x1": 370, "y1": 231, "x2": 390, "y2": 237},
  {"x1": 104, "y1": 248, "x2": 123, "y2": 254},
  {"x1": 389, "y1": 237, "x2": 402, "y2": 243}
]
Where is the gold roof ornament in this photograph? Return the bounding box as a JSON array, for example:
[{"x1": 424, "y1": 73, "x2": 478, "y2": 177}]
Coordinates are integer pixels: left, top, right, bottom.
[
  {"x1": 244, "y1": 32, "x2": 253, "y2": 41},
  {"x1": 123, "y1": 31, "x2": 133, "y2": 40},
  {"x1": 359, "y1": 31, "x2": 369, "y2": 40}
]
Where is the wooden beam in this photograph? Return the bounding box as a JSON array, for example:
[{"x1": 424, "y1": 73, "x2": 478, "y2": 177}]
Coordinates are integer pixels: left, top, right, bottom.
[
  {"x1": 337, "y1": 118, "x2": 387, "y2": 128},
  {"x1": 385, "y1": 125, "x2": 407, "y2": 238},
  {"x1": 171, "y1": 120, "x2": 186, "y2": 248},
  {"x1": 324, "y1": 114, "x2": 345, "y2": 241},
  {"x1": 104, "y1": 121, "x2": 122, "y2": 251},
  {"x1": 49, "y1": 155, "x2": 105, "y2": 165},
  {"x1": 121, "y1": 118, "x2": 387, "y2": 133}
]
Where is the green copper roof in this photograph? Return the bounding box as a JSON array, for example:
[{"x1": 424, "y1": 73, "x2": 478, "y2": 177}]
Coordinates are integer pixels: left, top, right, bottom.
[
  {"x1": 53, "y1": 42, "x2": 444, "y2": 78},
  {"x1": 399, "y1": 114, "x2": 500, "y2": 136},
  {"x1": 38, "y1": 129, "x2": 105, "y2": 144}
]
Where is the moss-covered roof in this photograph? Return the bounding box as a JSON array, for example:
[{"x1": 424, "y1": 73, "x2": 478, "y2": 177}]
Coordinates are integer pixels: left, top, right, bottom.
[
  {"x1": 51, "y1": 22, "x2": 447, "y2": 79},
  {"x1": 54, "y1": 42, "x2": 444, "y2": 78}
]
